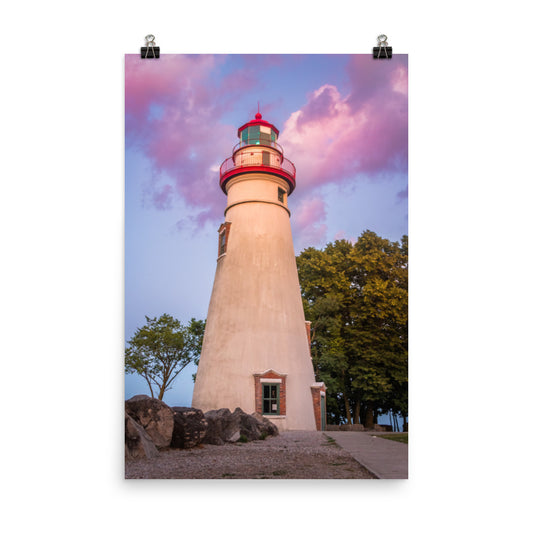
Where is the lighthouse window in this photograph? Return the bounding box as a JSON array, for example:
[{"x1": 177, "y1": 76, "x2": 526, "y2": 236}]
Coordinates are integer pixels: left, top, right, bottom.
[
  {"x1": 262, "y1": 384, "x2": 279, "y2": 415},
  {"x1": 247, "y1": 126, "x2": 260, "y2": 144},
  {"x1": 278, "y1": 187, "x2": 285, "y2": 203},
  {"x1": 218, "y1": 222, "x2": 231, "y2": 257},
  {"x1": 259, "y1": 132, "x2": 271, "y2": 145},
  {"x1": 241, "y1": 125, "x2": 275, "y2": 146}
]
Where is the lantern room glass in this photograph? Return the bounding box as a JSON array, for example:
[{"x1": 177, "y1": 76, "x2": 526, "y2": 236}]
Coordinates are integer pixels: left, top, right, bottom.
[{"x1": 240, "y1": 125, "x2": 277, "y2": 147}]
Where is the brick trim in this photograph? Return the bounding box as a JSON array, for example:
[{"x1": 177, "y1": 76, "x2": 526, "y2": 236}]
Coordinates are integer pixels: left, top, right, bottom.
[
  {"x1": 310, "y1": 382, "x2": 327, "y2": 431},
  {"x1": 253, "y1": 370, "x2": 287, "y2": 416},
  {"x1": 305, "y1": 321, "x2": 312, "y2": 357}
]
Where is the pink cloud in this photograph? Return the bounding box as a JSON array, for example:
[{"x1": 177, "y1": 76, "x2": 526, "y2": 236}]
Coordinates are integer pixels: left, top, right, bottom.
[
  {"x1": 125, "y1": 54, "x2": 255, "y2": 226},
  {"x1": 126, "y1": 54, "x2": 407, "y2": 240},
  {"x1": 291, "y1": 195, "x2": 328, "y2": 250},
  {"x1": 279, "y1": 55, "x2": 408, "y2": 196}
]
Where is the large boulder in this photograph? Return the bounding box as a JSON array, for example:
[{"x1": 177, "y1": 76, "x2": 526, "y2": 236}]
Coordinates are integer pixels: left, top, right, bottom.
[
  {"x1": 251, "y1": 412, "x2": 279, "y2": 438},
  {"x1": 125, "y1": 396, "x2": 174, "y2": 448},
  {"x1": 203, "y1": 408, "x2": 239, "y2": 445},
  {"x1": 125, "y1": 413, "x2": 159, "y2": 460},
  {"x1": 171, "y1": 407, "x2": 208, "y2": 449},
  {"x1": 203, "y1": 408, "x2": 279, "y2": 445},
  {"x1": 237, "y1": 409, "x2": 263, "y2": 441}
]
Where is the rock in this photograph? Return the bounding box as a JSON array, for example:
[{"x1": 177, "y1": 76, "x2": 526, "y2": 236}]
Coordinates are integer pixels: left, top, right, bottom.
[
  {"x1": 237, "y1": 408, "x2": 262, "y2": 441},
  {"x1": 203, "y1": 408, "x2": 239, "y2": 444},
  {"x1": 125, "y1": 396, "x2": 174, "y2": 448},
  {"x1": 125, "y1": 413, "x2": 159, "y2": 460},
  {"x1": 251, "y1": 412, "x2": 279, "y2": 438},
  {"x1": 203, "y1": 407, "x2": 279, "y2": 445},
  {"x1": 171, "y1": 407, "x2": 208, "y2": 449}
]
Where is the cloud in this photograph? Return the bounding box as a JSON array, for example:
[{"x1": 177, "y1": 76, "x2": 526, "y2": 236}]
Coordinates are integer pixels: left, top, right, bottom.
[
  {"x1": 280, "y1": 56, "x2": 407, "y2": 240},
  {"x1": 151, "y1": 184, "x2": 173, "y2": 210},
  {"x1": 279, "y1": 55, "x2": 408, "y2": 197},
  {"x1": 125, "y1": 54, "x2": 255, "y2": 226},
  {"x1": 291, "y1": 195, "x2": 328, "y2": 250},
  {"x1": 396, "y1": 187, "x2": 408, "y2": 201},
  {"x1": 125, "y1": 54, "x2": 407, "y2": 240}
]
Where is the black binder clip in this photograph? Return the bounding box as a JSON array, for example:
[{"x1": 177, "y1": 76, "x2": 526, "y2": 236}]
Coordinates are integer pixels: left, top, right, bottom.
[
  {"x1": 141, "y1": 34, "x2": 160, "y2": 59},
  {"x1": 373, "y1": 34, "x2": 392, "y2": 59}
]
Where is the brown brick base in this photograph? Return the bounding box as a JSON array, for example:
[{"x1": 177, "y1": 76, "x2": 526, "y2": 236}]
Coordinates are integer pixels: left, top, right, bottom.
[{"x1": 310, "y1": 383, "x2": 327, "y2": 430}]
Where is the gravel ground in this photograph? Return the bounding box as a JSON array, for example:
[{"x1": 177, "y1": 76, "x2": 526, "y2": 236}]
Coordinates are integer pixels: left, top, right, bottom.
[{"x1": 125, "y1": 430, "x2": 376, "y2": 479}]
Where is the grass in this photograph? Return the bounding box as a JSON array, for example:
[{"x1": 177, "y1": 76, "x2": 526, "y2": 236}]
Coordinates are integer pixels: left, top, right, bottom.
[
  {"x1": 376, "y1": 433, "x2": 408, "y2": 444},
  {"x1": 322, "y1": 435, "x2": 339, "y2": 447}
]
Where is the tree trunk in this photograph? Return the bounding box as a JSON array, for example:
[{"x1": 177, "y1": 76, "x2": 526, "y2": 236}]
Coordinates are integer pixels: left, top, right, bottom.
[
  {"x1": 354, "y1": 399, "x2": 361, "y2": 426},
  {"x1": 143, "y1": 375, "x2": 154, "y2": 398},
  {"x1": 344, "y1": 393, "x2": 352, "y2": 425},
  {"x1": 364, "y1": 402, "x2": 374, "y2": 429}
]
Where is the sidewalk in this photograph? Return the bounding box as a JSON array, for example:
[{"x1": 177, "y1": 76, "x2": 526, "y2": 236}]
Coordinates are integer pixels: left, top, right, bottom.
[{"x1": 324, "y1": 431, "x2": 408, "y2": 479}]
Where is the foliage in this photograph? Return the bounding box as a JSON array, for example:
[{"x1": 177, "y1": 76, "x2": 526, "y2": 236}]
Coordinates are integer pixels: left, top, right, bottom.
[
  {"x1": 125, "y1": 314, "x2": 205, "y2": 400},
  {"x1": 296, "y1": 231, "x2": 408, "y2": 426}
]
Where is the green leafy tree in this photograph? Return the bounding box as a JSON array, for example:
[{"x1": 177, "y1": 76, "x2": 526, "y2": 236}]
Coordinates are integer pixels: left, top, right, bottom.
[
  {"x1": 125, "y1": 314, "x2": 205, "y2": 401},
  {"x1": 297, "y1": 231, "x2": 408, "y2": 427}
]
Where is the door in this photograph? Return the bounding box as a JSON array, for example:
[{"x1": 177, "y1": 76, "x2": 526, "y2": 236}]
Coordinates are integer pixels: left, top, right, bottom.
[{"x1": 262, "y1": 151, "x2": 270, "y2": 166}]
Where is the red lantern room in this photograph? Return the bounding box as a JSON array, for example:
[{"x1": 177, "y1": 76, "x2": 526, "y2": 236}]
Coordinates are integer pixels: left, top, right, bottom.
[{"x1": 219, "y1": 113, "x2": 296, "y2": 195}]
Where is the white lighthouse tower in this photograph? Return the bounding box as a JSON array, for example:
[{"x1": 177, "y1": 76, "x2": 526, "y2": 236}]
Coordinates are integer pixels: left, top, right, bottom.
[{"x1": 192, "y1": 113, "x2": 325, "y2": 431}]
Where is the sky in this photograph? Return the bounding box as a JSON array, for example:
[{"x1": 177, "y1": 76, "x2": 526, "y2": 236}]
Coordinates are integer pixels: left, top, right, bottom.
[{"x1": 125, "y1": 54, "x2": 408, "y2": 409}]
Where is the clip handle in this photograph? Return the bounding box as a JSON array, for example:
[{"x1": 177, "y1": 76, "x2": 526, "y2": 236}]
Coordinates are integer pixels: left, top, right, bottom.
[
  {"x1": 141, "y1": 34, "x2": 160, "y2": 59},
  {"x1": 373, "y1": 34, "x2": 392, "y2": 59}
]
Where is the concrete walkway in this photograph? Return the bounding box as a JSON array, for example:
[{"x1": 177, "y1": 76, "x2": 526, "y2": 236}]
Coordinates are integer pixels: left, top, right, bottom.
[{"x1": 324, "y1": 431, "x2": 408, "y2": 479}]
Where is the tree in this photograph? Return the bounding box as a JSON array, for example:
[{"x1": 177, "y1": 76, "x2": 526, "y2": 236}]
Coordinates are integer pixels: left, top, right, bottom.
[
  {"x1": 296, "y1": 231, "x2": 408, "y2": 427},
  {"x1": 125, "y1": 314, "x2": 205, "y2": 401}
]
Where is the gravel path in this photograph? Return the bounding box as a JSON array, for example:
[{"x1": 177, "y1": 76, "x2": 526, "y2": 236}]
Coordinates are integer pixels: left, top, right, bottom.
[{"x1": 125, "y1": 430, "x2": 376, "y2": 479}]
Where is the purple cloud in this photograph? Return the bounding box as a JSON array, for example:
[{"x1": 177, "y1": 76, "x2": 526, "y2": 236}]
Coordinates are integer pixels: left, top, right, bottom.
[{"x1": 126, "y1": 55, "x2": 407, "y2": 238}]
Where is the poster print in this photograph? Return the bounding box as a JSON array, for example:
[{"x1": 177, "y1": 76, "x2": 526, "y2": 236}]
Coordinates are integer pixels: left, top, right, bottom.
[{"x1": 125, "y1": 54, "x2": 408, "y2": 479}]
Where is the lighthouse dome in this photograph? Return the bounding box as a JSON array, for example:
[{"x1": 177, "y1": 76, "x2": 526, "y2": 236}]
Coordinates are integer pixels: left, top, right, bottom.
[
  {"x1": 220, "y1": 113, "x2": 296, "y2": 195},
  {"x1": 237, "y1": 113, "x2": 279, "y2": 145}
]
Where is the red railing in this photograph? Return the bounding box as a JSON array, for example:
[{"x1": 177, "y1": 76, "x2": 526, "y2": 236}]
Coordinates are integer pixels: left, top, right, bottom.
[
  {"x1": 220, "y1": 155, "x2": 296, "y2": 181},
  {"x1": 232, "y1": 139, "x2": 284, "y2": 156}
]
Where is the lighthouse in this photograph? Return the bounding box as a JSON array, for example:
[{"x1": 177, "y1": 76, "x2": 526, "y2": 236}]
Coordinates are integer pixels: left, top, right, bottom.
[{"x1": 192, "y1": 113, "x2": 326, "y2": 431}]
